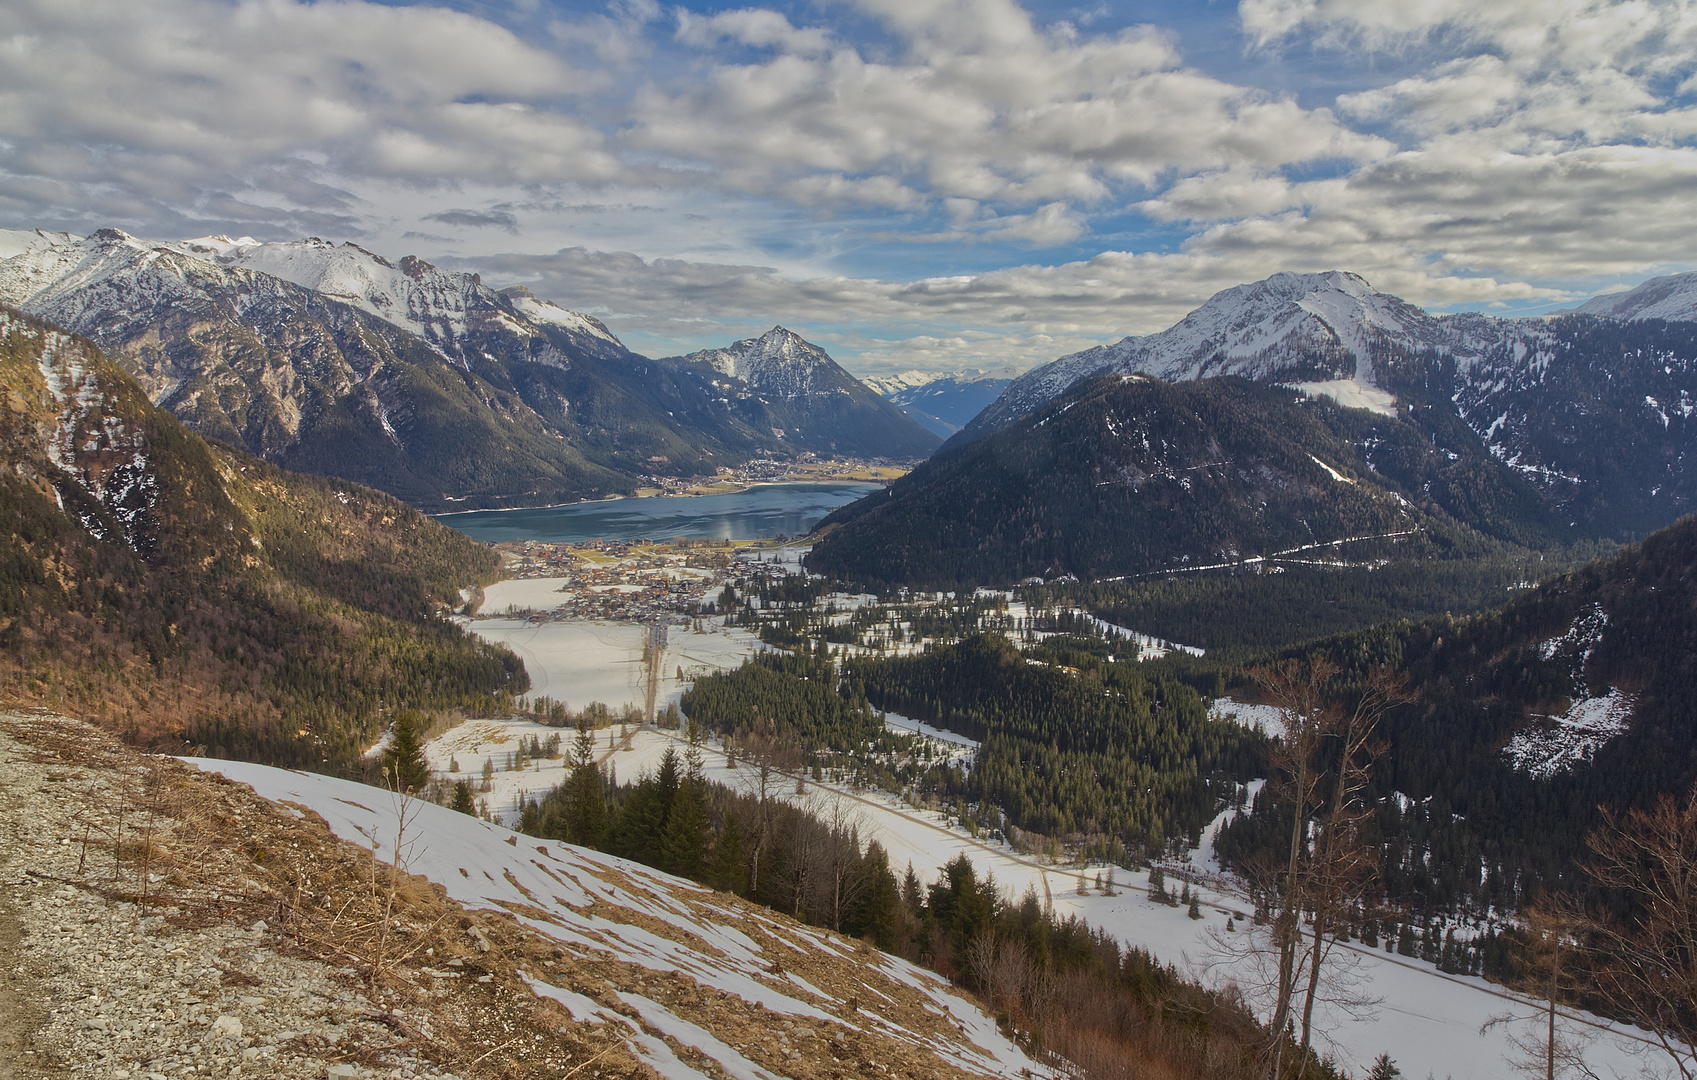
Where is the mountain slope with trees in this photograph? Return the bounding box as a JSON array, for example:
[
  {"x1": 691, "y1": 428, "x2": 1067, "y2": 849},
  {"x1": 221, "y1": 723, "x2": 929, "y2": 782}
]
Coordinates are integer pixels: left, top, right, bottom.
[
  {"x1": 1219, "y1": 512, "x2": 1697, "y2": 921},
  {"x1": 0, "y1": 305, "x2": 524, "y2": 767},
  {"x1": 806, "y1": 374, "x2": 1512, "y2": 590}
]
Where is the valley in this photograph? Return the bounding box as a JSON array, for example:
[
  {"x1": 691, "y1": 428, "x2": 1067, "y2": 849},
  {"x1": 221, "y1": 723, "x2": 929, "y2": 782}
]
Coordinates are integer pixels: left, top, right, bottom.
[
  {"x1": 423, "y1": 546, "x2": 1652, "y2": 1080},
  {"x1": 12, "y1": 6, "x2": 1697, "y2": 1079},
  {"x1": 9, "y1": 258, "x2": 1697, "y2": 1080}
]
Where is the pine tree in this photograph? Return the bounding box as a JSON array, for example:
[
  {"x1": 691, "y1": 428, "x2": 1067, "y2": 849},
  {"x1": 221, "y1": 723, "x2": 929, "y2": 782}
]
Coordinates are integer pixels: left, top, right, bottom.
[
  {"x1": 450, "y1": 780, "x2": 476, "y2": 815},
  {"x1": 660, "y1": 785, "x2": 708, "y2": 879},
  {"x1": 709, "y1": 812, "x2": 747, "y2": 895},
  {"x1": 1368, "y1": 1054, "x2": 1401, "y2": 1080},
  {"x1": 381, "y1": 711, "x2": 431, "y2": 793},
  {"x1": 848, "y1": 841, "x2": 901, "y2": 950},
  {"x1": 565, "y1": 713, "x2": 606, "y2": 848}
]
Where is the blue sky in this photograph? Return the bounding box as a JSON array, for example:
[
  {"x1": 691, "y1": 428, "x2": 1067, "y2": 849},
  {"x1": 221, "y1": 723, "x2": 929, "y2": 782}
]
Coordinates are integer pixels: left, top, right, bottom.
[{"x1": 4, "y1": 0, "x2": 1697, "y2": 372}]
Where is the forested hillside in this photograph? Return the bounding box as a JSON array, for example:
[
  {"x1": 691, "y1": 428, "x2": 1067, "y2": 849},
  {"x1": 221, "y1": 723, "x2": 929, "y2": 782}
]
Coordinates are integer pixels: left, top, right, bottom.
[
  {"x1": 679, "y1": 636, "x2": 1258, "y2": 863},
  {"x1": 850, "y1": 634, "x2": 1260, "y2": 855},
  {"x1": 1218, "y1": 513, "x2": 1697, "y2": 921},
  {"x1": 806, "y1": 374, "x2": 1513, "y2": 589},
  {"x1": 0, "y1": 306, "x2": 525, "y2": 768}
]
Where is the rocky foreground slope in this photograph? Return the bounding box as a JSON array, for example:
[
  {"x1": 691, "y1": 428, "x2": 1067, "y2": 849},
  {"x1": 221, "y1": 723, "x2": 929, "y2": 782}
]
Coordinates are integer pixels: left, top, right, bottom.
[{"x1": 0, "y1": 710, "x2": 1049, "y2": 1080}]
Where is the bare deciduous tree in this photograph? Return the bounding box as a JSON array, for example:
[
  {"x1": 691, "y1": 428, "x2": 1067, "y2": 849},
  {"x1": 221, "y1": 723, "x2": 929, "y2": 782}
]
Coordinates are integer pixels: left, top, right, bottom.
[
  {"x1": 1480, "y1": 900, "x2": 1596, "y2": 1080},
  {"x1": 1580, "y1": 785, "x2": 1697, "y2": 1080},
  {"x1": 1213, "y1": 658, "x2": 1406, "y2": 1079}
]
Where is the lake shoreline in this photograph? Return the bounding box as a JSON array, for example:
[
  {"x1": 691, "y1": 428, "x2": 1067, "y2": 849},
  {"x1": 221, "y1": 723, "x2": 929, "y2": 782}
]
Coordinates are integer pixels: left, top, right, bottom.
[
  {"x1": 435, "y1": 481, "x2": 881, "y2": 545},
  {"x1": 432, "y1": 476, "x2": 897, "y2": 518}
]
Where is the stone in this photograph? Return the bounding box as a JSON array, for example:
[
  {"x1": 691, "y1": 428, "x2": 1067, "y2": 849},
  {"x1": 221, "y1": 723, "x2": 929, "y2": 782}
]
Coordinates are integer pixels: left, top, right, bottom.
[
  {"x1": 210, "y1": 1015, "x2": 243, "y2": 1039},
  {"x1": 328, "y1": 1066, "x2": 360, "y2": 1079}
]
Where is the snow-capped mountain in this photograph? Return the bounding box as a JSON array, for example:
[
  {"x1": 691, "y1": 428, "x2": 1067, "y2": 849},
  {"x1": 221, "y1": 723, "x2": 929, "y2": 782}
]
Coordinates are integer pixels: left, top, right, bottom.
[
  {"x1": 0, "y1": 229, "x2": 925, "y2": 507},
  {"x1": 814, "y1": 267, "x2": 1697, "y2": 566},
  {"x1": 679, "y1": 326, "x2": 847, "y2": 398},
  {"x1": 864, "y1": 366, "x2": 1020, "y2": 437},
  {"x1": 667, "y1": 328, "x2": 939, "y2": 456},
  {"x1": 1570, "y1": 271, "x2": 1697, "y2": 322},
  {"x1": 965, "y1": 271, "x2": 1508, "y2": 436}
]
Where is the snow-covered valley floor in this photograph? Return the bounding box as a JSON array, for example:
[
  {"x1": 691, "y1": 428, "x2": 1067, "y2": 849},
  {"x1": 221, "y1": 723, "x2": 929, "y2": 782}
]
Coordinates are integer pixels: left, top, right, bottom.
[{"x1": 450, "y1": 615, "x2": 1661, "y2": 1080}]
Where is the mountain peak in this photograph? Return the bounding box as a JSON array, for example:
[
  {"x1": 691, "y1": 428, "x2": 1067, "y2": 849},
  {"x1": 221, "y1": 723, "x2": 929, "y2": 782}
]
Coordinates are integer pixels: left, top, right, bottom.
[{"x1": 964, "y1": 269, "x2": 1436, "y2": 436}]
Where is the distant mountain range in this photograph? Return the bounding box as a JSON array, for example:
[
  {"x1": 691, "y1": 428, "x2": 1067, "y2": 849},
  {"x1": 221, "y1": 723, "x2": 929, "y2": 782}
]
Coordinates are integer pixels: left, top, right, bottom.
[
  {"x1": 963, "y1": 269, "x2": 1697, "y2": 441},
  {"x1": 0, "y1": 229, "x2": 935, "y2": 510},
  {"x1": 961, "y1": 271, "x2": 1502, "y2": 437},
  {"x1": 862, "y1": 367, "x2": 1019, "y2": 437}
]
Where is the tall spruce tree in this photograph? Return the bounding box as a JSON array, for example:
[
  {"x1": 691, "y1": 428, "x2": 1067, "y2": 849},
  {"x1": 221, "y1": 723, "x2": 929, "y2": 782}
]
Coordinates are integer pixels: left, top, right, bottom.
[
  {"x1": 565, "y1": 713, "x2": 606, "y2": 848},
  {"x1": 382, "y1": 711, "x2": 431, "y2": 793}
]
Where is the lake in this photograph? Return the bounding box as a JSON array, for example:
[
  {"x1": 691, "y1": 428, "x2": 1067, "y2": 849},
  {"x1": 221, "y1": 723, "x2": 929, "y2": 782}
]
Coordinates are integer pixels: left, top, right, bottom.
[{"x1": 436, "y1": 482, "x2": 880, "y2": 543}]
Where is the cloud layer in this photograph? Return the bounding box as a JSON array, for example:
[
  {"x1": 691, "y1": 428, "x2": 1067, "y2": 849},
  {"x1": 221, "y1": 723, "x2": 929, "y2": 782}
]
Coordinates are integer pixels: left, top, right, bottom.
[{"x1": 1, "y1": 0, "x2": 1694, "y2": 372}]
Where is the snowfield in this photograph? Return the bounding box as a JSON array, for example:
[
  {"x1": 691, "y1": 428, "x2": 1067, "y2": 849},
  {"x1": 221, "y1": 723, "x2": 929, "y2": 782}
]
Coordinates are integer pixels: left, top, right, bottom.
[{"x1": 187, "y1": 759, "x2": 1057, "y2": 1080}]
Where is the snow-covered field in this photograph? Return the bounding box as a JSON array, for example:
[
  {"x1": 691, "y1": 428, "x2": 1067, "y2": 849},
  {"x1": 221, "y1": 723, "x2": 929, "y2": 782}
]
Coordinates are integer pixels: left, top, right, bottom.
[
  {"x1": 467, "y1": 618, "x2": 763, "y2": 717},
  {"x1": 477, "y1": 576, "x2": 576, "y2": 614},
  {"x1": 186, "y1": 759, "x2": 1053, "y2": 1080}
]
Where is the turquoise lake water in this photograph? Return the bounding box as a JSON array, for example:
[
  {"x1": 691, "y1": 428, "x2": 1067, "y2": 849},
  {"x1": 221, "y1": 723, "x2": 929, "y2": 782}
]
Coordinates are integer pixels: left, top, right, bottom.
[{"x1": 435, "y1": 482, "x2": 880, "y2": 543}]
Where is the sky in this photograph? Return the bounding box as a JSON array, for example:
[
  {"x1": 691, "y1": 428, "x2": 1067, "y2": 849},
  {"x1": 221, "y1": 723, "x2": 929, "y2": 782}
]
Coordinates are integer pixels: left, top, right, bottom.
[{"x1": 3, "y1": 0, "x2": 1697, "y2": 374}]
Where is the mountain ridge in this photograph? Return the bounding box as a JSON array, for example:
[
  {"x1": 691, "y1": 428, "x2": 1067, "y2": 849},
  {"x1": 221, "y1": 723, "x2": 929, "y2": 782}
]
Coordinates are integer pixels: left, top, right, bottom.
[
  {"x1": 0, "y1": 303, "x2": 523, "y2": 764},
  {"x1": 0, "y1": 229, "x2": 934, "y2": 510}
]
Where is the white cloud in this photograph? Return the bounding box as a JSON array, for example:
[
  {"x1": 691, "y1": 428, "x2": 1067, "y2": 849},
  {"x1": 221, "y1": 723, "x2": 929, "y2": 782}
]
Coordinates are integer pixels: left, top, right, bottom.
[
  {"x1": 675, "y1": 8, "x2": 833, "y2": 56},
  {"x1": 0, "y1": 0, "x2": 1694, "y2": 379},
  {"x1": 0, "y1": 0, "x2": 614, "y2": 225},
  {"x1": 623, "y1": 0, "x2": 1386, "y2": 213}
]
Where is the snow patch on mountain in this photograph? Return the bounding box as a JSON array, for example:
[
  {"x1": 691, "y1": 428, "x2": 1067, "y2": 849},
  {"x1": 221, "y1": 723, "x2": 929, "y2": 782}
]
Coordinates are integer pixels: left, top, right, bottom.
[
  {"x1": 1, "y1": 310, "x2": 158, "y2": 550},
  {"x1": 501, "y1": 286, "x2": 620, "y2": 344},
  {"x1": 1288, "y1": 378, "x2": 1398, "y2": 417},
  {"x1": 1571, "y1": 272, "x2": 1697, "y2": 322},
  {"x1": 1503, "y1": 689, "x2": 1635, "y2": 779}
]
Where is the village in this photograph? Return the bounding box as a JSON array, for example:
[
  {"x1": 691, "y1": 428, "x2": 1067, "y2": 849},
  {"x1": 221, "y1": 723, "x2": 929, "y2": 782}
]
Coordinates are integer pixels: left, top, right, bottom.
[
  {"x1": 481, "y1": 536, "x2": 777, "y2": 621},
  {"x1": 632, "y1": 454, "x2": 909, "y2": 497}
]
